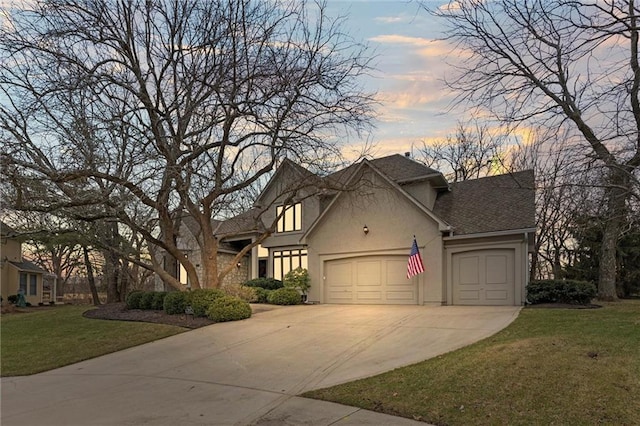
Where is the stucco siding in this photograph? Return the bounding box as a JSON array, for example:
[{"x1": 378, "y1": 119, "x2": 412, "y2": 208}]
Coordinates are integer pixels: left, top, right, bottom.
[
  {"x1": 306, "y1": 171, "x2": 444, "y2": 304},
  {"x1": 402, "y1": 181, "x2": 438, "y2": 210}
]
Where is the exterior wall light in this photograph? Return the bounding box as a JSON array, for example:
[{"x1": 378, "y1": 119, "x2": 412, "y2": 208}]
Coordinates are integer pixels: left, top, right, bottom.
[
  {"x1": 236, "y1": 261, "x2": 242, "y2": 268},
  {"x1": 363, "y1": 225, "x2": 369, "y2": 235}
]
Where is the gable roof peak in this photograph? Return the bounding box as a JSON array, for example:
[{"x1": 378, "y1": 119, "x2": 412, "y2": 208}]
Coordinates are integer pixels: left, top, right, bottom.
[{"x1": 367, "y1": 154, "x2": 448, "y2": 187}]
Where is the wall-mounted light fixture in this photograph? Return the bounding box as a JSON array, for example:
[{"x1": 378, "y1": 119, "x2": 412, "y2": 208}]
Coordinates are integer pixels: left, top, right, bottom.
[
  {"x1": 363, "y1": 225, "x2": 369, "y2": 235},
  {"x1": 236, "y1": 261, "x2": 242, "y2": 269}
]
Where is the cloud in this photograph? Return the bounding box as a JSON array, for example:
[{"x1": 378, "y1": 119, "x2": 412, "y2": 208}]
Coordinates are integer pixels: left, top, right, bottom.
[
  {"x1": 374, "y1": 16, "x2": 406, "y2": 24},
  {"x1": 370, "y1": 34, "x2": 431, "y2": 47},
  {"x1": 369, "y1": 35, "x2": 455, "y2": 59},
  {"x1": 438, "y1": 1, "x2": 463, "y2": 12}
]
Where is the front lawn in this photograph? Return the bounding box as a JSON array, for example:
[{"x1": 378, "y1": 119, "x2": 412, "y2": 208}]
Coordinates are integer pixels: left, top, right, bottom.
[
  {"x1": 303, "y1": 300, "x2": 640, "y2": 425},
  {"x1": 1, "y1": 305, "x2": 185, "y2": 376}
]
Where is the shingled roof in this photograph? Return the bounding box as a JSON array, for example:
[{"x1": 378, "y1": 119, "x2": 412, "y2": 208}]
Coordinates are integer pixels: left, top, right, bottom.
[
  {"x1": 327, "y1": 154, "x2": 447, "y2": 187},
  {"x1": 1, "y1": 221, "x2": 18, "y2": 237},
  {"x1": 433, "y1": 170, "x2": 535, "y2": 235},
  {"x1": 214, "y1": 208, "x2": 266, "y2": 237}
]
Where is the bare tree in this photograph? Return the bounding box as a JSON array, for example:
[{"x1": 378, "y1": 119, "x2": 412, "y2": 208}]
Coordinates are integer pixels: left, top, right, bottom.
[
  {"x1": 418, "y1": 119, "x2": 507, "y2": 182},
  {"x1": 0, "y1": 0, "x2": 374, "y2": 290},
  {"x1": 431, "y1": 0, "x2": 640, "y2": 300},
  {"x1": 507, "y1": 131, "x2": 599, "y2": 281}
]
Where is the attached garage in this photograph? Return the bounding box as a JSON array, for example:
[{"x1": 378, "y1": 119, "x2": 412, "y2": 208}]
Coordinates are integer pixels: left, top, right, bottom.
[
  {"x1": 452, "y1": 249, "x2": 515, "y2": 305},
  {"x1": 324, "y1": 256, "x2": 418, "y2": 304}
]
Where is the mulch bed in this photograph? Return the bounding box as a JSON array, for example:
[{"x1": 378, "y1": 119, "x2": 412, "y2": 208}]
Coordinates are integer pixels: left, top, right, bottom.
[{"x1": 83, "y1": 303, "x2": 216, "y2": 329}]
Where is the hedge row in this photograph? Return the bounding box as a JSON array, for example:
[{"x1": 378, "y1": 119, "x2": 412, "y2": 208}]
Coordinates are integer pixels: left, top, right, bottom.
[
  {"x1": 241, "y1": 276, "x2": 303, "y2": 305},
  {"x1": 243, "y1": 278, "x2": 283, "y2": 290},
  {"x1": 126, "y1": 289, "x2": 251, "y2": 323},
  {"x1": 527, "y1": 279, "x2": 596, "y2": 305}
]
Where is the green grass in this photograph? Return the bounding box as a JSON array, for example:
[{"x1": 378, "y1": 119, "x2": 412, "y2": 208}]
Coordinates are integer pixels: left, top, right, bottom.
[
  {"x1": 303, "y1": 300, "x2": 640, "y2": 425},
  {"x1": 1, "y1": 305, "x2": 185, "y2": 376}
]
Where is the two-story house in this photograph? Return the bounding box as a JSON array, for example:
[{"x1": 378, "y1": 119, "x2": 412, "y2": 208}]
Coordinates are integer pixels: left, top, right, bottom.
[
  {"x1": 1, "y1": 221, "x2": 47, "y2": 305},
  {"x1": 165, "y1": 154, "x2": 535, "y2": 306}
]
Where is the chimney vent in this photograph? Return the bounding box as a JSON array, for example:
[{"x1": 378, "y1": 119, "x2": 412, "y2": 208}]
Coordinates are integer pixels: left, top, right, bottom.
[{"x1": 404, "y1": 152, "x2": 411, "y2": 158}]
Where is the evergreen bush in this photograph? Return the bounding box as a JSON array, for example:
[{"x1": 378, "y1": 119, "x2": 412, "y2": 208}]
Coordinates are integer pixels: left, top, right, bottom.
[
  {"x1": 163, "y1": 291, "x2": 188, "y2": 315},
  {"x1": 206, "y1": 296, "x2": 252, "y2": 322},
  {"x1": 243, "y1": 277, "x2": 283, "y2": 290},
  {"x1": 527, "y1": 280, "x2": 596, "y2": 305},
  {"x1": 139, "y1": 291, "x2": 156, "y2": 310},
  {"x1": 151, "y1": 292, "x2": 167, "y2": 310},
  {"x1": 253, "y1": 287, "x2": 271, "y2": 304},
  {"x1": 125, "y1": 291, "x2": 144, "y2": 309},
  {"x1": 267, "y1": 287, "x2": 301, "y2": 305},
  {"x1": 187, "y1": 288, "x2": 225, "y2": 317}
]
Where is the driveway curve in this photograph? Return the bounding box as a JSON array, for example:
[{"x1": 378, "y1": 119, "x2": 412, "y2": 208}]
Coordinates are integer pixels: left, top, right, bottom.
[{"x1": 1, "y1": 304, "x2": 520, "y2": 425}]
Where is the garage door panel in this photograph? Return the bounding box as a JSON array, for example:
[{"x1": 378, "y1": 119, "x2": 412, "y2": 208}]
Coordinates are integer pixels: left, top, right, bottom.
[
  {"x1": 486, "y1": 255, "x2": 508, "y2": 284},
  {"x1": 453, "y1": 249, "x2": 515, "y2": 306},
  {"x1": 325, "y1": 256, "x2": 418, "y2": 305},
  {"x1": 356, "y1": 291, "x2": 382, "y2": 301},
  {"x1": 327, "y1": 290, "x2": 353, "y2": 302},
  {"x1": 486, "y1": 290, "x2": 508, "y2": 301},
  {"x1": 357, "y1": 261, "x2": 381, "y2": 286},
  {"x1": 326, "y1": 261, "x2": 352, "y2": 286},
  {"x1": 459, "y1": 256, "x2": 480, "y2": 285},
  {"x1": 458, "y1": 290, "x2": 480, "y2": 301},
  {"x1": 386, "y1": 260, "x2": 408, "y2": 286},
  {"x1": 385, "y1": 291, "x2": 418, "y2": 302}
]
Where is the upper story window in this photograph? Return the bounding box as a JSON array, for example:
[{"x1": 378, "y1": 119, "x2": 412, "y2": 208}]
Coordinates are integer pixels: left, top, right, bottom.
[{"x1": 276, "y1": 203, "x2": 302, "y2": 233}]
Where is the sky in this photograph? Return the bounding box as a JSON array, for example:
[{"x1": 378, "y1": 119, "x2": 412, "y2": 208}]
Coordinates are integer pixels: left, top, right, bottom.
[{"x1": 324, "y1": 0, "x2": 463, "y2": 158}]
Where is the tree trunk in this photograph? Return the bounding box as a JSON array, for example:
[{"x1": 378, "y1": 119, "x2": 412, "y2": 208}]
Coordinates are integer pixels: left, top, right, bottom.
[
  {"x1": 529, "y1": 251, "x2": 538, "y2": 282},
  {"x1": 103, "y1": 249, "x2": 121, "y2": 303},
  {"x1": 598, "y1": 172, "x2": 628, "y2": 301},
  {"x1": 598, "y1": 217, "x2": 620, "y2": 301},
  {"x1": 201, "y1": 233, "x2": 219, "y2": 289},
  {"x1": 83, "y1": 246, "x2": 101, "y2": 306}
]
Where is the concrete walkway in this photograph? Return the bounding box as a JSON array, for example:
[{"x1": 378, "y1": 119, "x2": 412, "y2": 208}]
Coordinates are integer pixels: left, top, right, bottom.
[{"x1": 1, "y1": 304, "x2": 520, "y2": 425}]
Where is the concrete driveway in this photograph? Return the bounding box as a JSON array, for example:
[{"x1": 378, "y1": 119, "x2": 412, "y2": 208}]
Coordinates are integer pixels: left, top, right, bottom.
[{"x1": 1, "y1": 304, "x2": 520, "y2": 425}]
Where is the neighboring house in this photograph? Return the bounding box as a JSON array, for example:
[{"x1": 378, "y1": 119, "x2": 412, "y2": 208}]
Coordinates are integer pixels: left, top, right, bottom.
[
  {"x1": 1, "y1": 221, "x2": 48, "y2": 305},
  {"x1": 165, "y1": 154, "x2": 535, "y2": 306}
]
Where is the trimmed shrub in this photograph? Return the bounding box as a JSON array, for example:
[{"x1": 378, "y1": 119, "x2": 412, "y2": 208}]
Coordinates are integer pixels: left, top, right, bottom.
[
  {"x1": 243, "y1": 277, "x2": 283, "y2": 290},
  {"x1": 527, "y1": 280, "x2": 597, "y2": 305},
  {"x1": 253, "y1": 287, "x2": 271, "y2": 304},
  {"x1": 139, "y1": 291, "x2": 156, "y2": 310},
  {"x1": 163, "y1": 291, "x2": 188, "y2": 315},
  {"x1": 187, "y1": 288, "x2": 225, "y2": 317},
  {"x1": 284, "y1": 267, "x2": 310, "y2": 295},
  {"x1": 7, "y1": 294, "x2": 18, "y2": 304},
  {"x1": 221, "y1": 282, "x2": 258, "y2": 302},
  {"x1": 206, "y1": 296, "x2": 252, "y2": 323},
  {"x1": 151, "y1": 292, "x2": 167, "y2": 310},
  {"x1": 267, "y1": 287, "x2": 301, "y2": 305},
  {"x1": 125, "y1": 291, "x2": 144, "y2": 309}
]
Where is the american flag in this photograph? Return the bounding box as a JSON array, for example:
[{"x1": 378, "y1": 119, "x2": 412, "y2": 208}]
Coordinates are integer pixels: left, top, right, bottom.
[{"x1": 407, "y1": 237, "x2": 425, "y2": 279}]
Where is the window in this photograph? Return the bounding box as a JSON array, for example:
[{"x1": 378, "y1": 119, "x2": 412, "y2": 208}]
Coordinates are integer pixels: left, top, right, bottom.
[
  {"x1": 19, "y1": 273, "x2": 38, "y2": 296},
  {"x1": 179, "y1": 264, "x2": 189, "y2": 286},
  {"x1": 276, "y1": 203, "x2": 302, "y2": 233},
  {"x1": 30, "y1": 274, "x2": 37, "y2": 295},
  {"x1": 273, "y1": 249, "x2": 307, "y2": 280},
  {"x1": 19, "y1": 273, "x2": 27, "y2": 294}
]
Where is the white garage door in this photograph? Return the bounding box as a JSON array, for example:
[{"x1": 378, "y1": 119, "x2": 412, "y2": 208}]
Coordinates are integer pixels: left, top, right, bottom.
[
  {"x1": 452, "y1": 249, "x2": 515, "y2": 305},
  {"x1": 324, "y1": 256, "x2": 418, "y2": 304}
]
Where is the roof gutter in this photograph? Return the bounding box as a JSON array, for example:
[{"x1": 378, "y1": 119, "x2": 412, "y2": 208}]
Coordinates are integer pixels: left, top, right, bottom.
[{"x1": 443, "y1": 227, "x2": 536, "y2": 241}]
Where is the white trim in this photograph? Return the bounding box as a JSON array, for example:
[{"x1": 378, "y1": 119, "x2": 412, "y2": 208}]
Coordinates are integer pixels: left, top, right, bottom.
[{"x1": 444, "y1": 228, "x2": 535, "y2": 241}]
